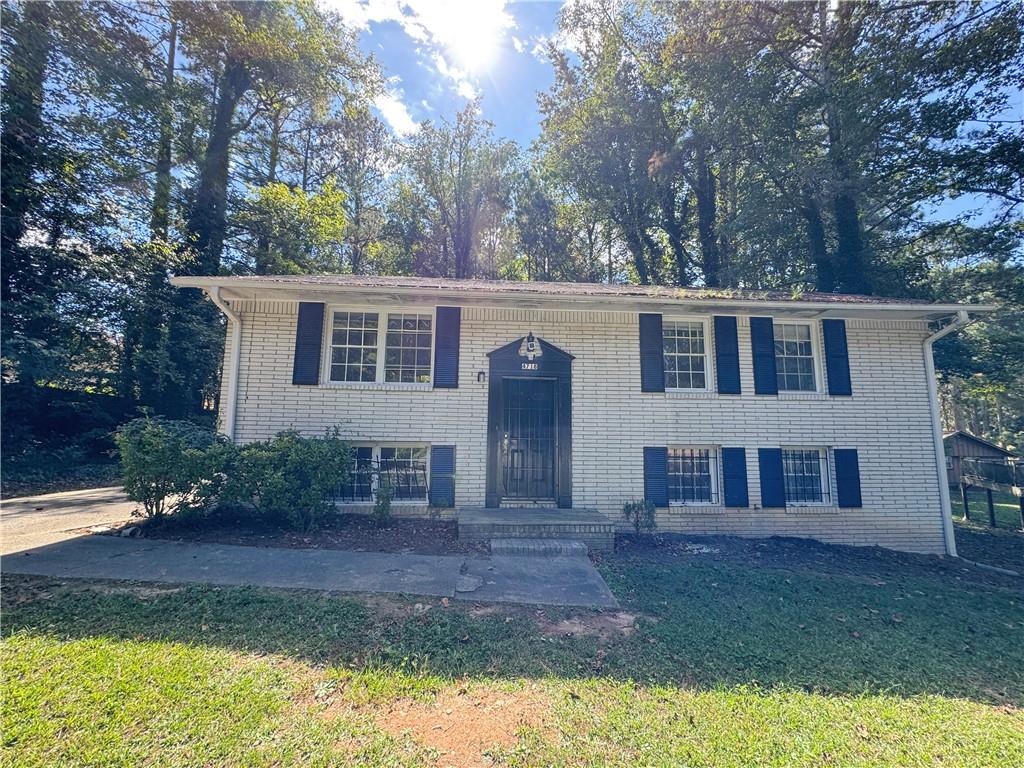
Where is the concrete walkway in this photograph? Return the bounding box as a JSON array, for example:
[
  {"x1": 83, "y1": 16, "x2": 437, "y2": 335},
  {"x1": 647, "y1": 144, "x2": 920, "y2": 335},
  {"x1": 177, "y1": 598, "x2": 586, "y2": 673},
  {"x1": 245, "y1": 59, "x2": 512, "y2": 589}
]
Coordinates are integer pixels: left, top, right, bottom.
[
  {"x1": 1, "y1": 487, "x2": 135, "y2": 555},
  {"x1": 3, "y1": 534, "x2": 619, "y2": 609}
]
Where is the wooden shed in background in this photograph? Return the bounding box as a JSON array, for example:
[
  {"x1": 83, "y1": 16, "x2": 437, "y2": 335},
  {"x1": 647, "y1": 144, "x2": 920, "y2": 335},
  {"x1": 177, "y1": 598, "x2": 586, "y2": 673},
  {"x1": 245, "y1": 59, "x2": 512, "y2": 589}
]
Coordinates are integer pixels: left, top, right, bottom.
[{"x1": 943, "y1": 431, "x2": 1017, "y2": 487}]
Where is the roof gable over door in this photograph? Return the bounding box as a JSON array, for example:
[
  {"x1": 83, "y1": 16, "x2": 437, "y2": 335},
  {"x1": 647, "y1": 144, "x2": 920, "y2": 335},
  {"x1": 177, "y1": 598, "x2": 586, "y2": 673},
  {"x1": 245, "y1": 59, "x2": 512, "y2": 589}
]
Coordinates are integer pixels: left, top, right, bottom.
[{"x1": 488, "y1": 334, "x2": 573, "y2": 376}]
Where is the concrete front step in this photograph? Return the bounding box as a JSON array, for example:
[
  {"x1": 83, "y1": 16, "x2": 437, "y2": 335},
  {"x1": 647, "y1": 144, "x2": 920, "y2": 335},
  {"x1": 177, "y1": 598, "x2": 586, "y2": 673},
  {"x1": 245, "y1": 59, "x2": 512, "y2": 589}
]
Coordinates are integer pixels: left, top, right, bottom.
[
  {"x1": 490, "y1": 538, "x2": 589, "y2": 557},
  {"x1": 458, "y1": 507, "x2": 616, "y2": 552}
]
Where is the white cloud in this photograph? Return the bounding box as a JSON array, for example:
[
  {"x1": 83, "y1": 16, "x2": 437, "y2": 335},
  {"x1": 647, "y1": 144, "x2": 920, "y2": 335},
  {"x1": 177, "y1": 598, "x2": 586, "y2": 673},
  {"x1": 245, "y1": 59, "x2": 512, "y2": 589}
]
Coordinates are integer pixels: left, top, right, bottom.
[
  {"x1": 321, "y1": 0, "x2": 516, "y2": 100},
  {"x1": 456, "y1": 80, "x2": 479, "y2": 100},
  {"x1": 512, "y1": 35, "x2": 525, "y2": 54},
  {"x1": 374, "y1": 88, "x2": 418, "y2": 135}
]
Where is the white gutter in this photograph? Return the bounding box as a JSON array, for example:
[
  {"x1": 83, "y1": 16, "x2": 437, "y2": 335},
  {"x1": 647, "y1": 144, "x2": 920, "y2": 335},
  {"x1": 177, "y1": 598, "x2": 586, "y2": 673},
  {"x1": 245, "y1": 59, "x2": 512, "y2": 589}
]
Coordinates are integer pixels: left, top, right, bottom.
[
  {"x1": 923, "y1": 309, "x2": 971, "y2": 557},
  {"x1": 206, "y1": 287, "x2": 242, "y2": 441}
]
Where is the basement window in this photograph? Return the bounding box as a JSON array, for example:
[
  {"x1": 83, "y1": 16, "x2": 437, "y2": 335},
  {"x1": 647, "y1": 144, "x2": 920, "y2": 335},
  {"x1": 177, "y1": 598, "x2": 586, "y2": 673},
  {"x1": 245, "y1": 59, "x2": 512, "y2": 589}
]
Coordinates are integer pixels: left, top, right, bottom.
[
  {"x1": 782, "y1": 447, "x2": 831, "y2": 505},
  {"x1": 336, "y1": 445, "x2": 429, "y2": 502},
  {"x1": 668, "y1": 447, "x2": 719, "y2": 505}
]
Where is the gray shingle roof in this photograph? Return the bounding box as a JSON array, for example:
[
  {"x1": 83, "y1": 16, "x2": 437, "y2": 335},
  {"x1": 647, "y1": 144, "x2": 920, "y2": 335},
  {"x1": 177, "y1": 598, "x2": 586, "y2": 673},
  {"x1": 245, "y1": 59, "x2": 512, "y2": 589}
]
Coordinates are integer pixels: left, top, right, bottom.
[{"x1": 175, "y1": 273, "x2": 937, "y2": 305}]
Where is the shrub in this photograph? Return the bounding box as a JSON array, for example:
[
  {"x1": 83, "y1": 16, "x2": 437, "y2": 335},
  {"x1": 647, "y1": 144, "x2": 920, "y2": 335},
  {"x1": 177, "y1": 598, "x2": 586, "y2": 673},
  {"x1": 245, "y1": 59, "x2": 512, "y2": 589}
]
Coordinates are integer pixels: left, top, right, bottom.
[
  {"x1": 623, "y1": 498, "x2": 657, "y2": 536},
  {"x1": 114, "y1": 417, "x2": 231, "y2": 519},
  {"x1": 225, "y1": 429, "x2": 352, "y2": 531},
  {"x1": 372, "y1": 476, "x2": 394, "y2": 528}
]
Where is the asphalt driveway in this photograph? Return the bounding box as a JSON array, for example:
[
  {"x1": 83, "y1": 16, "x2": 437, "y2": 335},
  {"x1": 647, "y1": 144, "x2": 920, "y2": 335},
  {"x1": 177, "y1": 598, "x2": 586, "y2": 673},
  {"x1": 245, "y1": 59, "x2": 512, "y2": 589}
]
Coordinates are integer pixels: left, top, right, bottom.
[{"x1": 0, "y1": 487, "x2": 135, "y2": 555}]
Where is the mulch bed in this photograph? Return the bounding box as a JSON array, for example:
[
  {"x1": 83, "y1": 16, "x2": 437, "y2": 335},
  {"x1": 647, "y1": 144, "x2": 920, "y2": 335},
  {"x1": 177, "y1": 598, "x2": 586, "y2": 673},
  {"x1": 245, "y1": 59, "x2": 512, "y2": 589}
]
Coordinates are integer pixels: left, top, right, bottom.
[
  {"x1": 605, "y1": 530, "x2": 1023, "y2": 590},
  {"x1": 116, "y1": 511, "x2": 487, "y2": 556}
]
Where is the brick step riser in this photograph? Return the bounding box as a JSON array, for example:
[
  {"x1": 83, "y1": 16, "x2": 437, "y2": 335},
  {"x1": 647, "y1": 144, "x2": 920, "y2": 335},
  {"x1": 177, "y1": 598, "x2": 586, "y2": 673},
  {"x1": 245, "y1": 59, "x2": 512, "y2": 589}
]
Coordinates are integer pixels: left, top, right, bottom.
[{"x1": 459, "y1": 524, "x2": 614, "y2": 551}]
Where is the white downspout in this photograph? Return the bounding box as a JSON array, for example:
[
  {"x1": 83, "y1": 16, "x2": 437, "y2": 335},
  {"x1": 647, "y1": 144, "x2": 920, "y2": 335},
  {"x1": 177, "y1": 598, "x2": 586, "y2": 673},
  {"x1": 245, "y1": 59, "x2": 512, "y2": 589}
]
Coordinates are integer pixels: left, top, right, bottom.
[
  {"x1": 207, "y1": 287, "x2": 242, "y2": 441},
  {"x1": 923, "y1": 309, "x2": 971, "y2": 557}
]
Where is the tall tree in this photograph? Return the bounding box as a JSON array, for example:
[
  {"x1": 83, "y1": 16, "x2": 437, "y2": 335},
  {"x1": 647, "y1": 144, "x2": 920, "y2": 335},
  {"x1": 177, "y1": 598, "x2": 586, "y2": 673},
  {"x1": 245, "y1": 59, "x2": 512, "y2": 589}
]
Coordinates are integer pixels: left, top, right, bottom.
[{"x1": 401, "y1": 101, "x2": 518, "y2": 278}]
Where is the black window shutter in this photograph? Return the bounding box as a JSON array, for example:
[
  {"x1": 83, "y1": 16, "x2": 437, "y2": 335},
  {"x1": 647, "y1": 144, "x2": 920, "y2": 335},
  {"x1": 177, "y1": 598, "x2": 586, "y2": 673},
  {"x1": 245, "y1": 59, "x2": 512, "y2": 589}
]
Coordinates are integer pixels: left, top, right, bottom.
[
  {"x1": 750, "y1": 317, "x2": 778, "y2": 395},
  {"x1": 429, "y1": 445, "x2": 456, "y2": 507},
  {"x1": 713, "y1": 316, "x2": 741, "y2": 394},
  {"x1": 292, "y1": 302, "x2": 325, "y2": 385},
  {"x1": 639, "y1": 313, "x2": 665, "y2": 392},
  {"x1": 758, "y1": 448, "x2": 786, "y2": 507},
  {"x1": 721, "y1": 448, "x2": 749, "y2": 507},
  {"x1": 834, "y1": 448, "x2": 862, "y2": 507},
  {"x1": 822, "y1": 319, "x2": 852, "y2": 396},
  {"x1": 643, "y1": 446, "x2": 669, "y2": 507},
  {"x1": 433, "y1": 306, "x2": 461, "y2": 388}
]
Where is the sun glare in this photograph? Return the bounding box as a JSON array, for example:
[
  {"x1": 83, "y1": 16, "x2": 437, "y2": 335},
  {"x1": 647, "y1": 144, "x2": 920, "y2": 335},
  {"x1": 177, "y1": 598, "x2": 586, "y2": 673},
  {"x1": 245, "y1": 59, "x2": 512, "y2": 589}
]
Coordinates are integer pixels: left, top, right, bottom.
[{"x1": 428, "y1": 0, "x2": 513, "y2": 74}]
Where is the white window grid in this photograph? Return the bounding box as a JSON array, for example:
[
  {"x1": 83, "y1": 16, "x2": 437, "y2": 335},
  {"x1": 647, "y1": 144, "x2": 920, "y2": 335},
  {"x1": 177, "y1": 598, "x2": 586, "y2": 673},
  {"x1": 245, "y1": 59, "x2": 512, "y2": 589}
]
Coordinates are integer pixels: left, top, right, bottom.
[
  {"x1": 384, "y1": 313, "x2": 433, "y2": 383},
  {"x1": 782, "y1": 447, "x2": 831, "y2": 505},
  {"x1": 663, "y1": 320, "x2": 709, "y2": 390},
  {"x1": 326, "y1": 308, "x2": 435, "y2": 385},
  {"x1": 329, "y1": 311, "x2": 379, "y2": 383},
  {"x1": 774, "y1": 322, "x2": 818, "y2": 392},
  {"x1": 668, "y1": 447, "x2": 719, "y2": 505}
]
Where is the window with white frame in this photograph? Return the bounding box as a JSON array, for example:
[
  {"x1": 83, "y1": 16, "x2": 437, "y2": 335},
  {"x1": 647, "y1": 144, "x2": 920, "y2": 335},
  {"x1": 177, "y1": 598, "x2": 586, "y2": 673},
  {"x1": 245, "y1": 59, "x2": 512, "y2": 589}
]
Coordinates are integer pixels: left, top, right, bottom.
[
  {"x1": 668, "y1": 447, "x2": 718, "y2": 504},
  {"x1": 380, "y1": 446, "x2": 430, "y2": 499},
  {"x1": 663, "y1": 320, "x2": 708, "y2": 390},
  {"x1": 330, "y1": 311, "x2": 379, "y2": 382},
  {"x1": 774, "y1": 322, "x2": 818, "y2": 392},
  {"x1": 384, "y1": 314, "x2": 433, "y2": 383},
  {"x1": 337, "y1": 445, "x2": 429, "y2": 502},
  {"x1": 782, "y1": 448, "x2": 831, "y2": 504},
  {"x1": 328, "y1": 310, "x2": 433, "y2": 384}
]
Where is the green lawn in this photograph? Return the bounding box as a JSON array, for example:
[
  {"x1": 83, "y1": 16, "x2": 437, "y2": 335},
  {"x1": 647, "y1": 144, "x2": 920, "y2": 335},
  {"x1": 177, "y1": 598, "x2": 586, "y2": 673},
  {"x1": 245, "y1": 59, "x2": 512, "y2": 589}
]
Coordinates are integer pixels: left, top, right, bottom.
[
  {"x1": 3, "y1": 537, "x2": 1024, "y2": 767},
  {"x1": 956, "y1": 487, "x2": 1022, "y2": 530},
  {"x1": 954, "y1": 488, "x2": 1024, "y2": 572}
]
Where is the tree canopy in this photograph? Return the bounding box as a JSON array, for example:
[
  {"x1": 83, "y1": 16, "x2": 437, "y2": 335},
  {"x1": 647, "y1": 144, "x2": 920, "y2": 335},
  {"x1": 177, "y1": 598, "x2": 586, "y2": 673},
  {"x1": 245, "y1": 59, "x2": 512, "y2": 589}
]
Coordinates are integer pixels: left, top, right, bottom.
[{"x1": 2, "y1": 0, "x2": 1021, "y2": 449}]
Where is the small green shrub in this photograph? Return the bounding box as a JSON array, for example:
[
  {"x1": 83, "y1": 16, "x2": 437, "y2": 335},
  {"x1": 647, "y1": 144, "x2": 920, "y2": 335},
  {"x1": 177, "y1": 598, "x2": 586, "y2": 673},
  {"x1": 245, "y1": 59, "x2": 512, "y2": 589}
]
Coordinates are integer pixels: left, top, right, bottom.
[
  {"x1": 623, "y1": 498, "x2": 657, "y2": 536},
  {"x1": 114, "y1": 417, "x2": 231, "y2": 519},
  {"x1": 372, "y1": 477, "x2": 394, "y2": 528},
  {"x1": 225, "y1": 429, "x2": 352, "y2": 531}
]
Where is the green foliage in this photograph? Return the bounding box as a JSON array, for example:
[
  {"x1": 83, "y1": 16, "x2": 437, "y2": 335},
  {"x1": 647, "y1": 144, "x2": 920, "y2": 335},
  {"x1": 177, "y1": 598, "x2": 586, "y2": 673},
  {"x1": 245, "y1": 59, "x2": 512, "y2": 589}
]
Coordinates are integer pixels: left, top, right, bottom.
[
  {"x1": 225, "y1": 429, "x2": 352, "y2": 532},
  {"x1": 114, "y1": 417, "x2": 230, "y2": 519},
  {"x1": 372, "y1": 477, "x2": 394, "y2": 528},
  {"x1": 622, "y1": 498, "x2": 656, "y2": 536},
  {"x1": 235, "y1": 179, "x2": 347, "y2": 273},
  {"x1": 400, "y1": 100, "x2": 520, "y2": 278}
]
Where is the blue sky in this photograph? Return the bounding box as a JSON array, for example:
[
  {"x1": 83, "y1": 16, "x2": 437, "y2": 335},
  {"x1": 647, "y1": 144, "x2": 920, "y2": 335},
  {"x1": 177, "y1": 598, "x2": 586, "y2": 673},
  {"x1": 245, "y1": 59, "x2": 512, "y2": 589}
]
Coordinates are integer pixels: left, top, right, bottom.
[{"x1": 327, "y1": 1, "x2": 566, "y2": 147}]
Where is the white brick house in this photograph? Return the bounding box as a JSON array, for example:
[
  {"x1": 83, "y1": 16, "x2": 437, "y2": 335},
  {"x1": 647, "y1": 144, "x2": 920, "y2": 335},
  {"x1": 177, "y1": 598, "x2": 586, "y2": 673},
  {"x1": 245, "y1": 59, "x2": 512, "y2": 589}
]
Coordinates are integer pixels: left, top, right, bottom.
[{"x1": 170, "y1": 275, "x2": 988, "y2": 556}]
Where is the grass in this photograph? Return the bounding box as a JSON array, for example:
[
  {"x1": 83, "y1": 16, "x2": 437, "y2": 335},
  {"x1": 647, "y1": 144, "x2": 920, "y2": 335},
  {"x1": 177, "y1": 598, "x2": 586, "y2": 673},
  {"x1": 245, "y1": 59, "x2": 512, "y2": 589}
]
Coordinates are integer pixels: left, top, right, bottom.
[
  {"x1": 957, "y1": 488, "x2": 1022, "y2": 530},
  {"x1": 3, "y1": 536, "x2": 1024, "y2": 767},
  {"x1": 954, "y1": 488, "x2": 1023, "y2": 572}
]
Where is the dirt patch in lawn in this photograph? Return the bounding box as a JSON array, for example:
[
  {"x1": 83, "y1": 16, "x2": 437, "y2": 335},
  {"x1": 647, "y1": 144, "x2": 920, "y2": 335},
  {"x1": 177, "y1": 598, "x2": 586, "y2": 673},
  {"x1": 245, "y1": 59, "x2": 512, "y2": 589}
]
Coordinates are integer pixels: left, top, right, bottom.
[
  {"x1": 104, "y1": 512, "x2": 487, "y2": 556},
  {"x1": 378, "y1": 685, "x2": 551, "y2": 767},
  {"x1": 540, "y1": 611, "x2": 640, "y2": 640}
]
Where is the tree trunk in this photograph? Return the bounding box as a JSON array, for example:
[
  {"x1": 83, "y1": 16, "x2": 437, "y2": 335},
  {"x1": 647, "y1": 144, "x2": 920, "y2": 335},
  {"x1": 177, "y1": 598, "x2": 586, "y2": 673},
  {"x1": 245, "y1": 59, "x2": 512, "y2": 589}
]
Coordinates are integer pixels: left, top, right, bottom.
[
  {"x1": 619, "y1": 219, "x2": 650, "y2": 285},
  {"x1": 183, "y1": 58, "x2": 251, "y2": 274},
  {"x1": 831, "y1": 187, "x2": 869, "y2": 294},
  {"x1": 822, "y1": 1, "x2": 870, "y2": 295},
  {"x1": 801, "y1": 192, "x2": 834, "y2": 292},
  {"x1": 254, "y1": 103, "x2": 283, "y2": 272},
  {"x1": 659, "y1": 189, "x2": 690, "y2": 287},
  {"x1": 1, "y1": 0, "x2": 51, "y2": 299},
  {"x1": 693, "y1": 139, "x2": 721, "y2": 287},
  {"x1": 150, "y1": 19, "x2": 177, "y2": 240},
  {"x1": 134, "y1": 17, "x2": 178, "y2": 407}
]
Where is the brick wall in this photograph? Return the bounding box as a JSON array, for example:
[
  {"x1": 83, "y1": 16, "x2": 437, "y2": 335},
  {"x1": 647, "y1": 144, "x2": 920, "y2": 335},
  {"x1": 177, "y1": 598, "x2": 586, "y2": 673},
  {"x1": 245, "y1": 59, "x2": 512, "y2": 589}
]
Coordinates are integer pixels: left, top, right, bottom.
[{"x1": 220, "y1": 299, "x2": 946, "y2": 554}]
